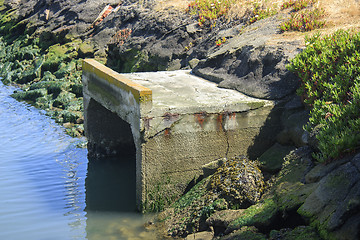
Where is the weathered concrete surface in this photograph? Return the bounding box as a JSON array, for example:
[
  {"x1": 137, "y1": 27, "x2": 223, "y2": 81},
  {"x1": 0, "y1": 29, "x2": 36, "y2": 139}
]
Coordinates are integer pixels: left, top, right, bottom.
[{"x1": 82, "y1": 59, "x2": 283, "y2": 211}]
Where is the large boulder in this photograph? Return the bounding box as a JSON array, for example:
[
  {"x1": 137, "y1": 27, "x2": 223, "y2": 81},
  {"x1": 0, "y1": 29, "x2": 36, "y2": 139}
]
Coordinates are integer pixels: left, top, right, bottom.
[{"x1": 192, "y1": 16, "x2": 303, "y2": 100}]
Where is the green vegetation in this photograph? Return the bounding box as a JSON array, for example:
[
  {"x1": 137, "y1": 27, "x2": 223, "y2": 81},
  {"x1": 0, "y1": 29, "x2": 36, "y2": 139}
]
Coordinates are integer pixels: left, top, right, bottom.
[
  {"x1": 288, "y1": 30, "x2": 360, "y2": 162},
  {"x1": 280, "y1": 0, "x2": 325, "y2": 32},
  {"x1": 186, "y1": 0, "x2": 234, "y2": 26}
]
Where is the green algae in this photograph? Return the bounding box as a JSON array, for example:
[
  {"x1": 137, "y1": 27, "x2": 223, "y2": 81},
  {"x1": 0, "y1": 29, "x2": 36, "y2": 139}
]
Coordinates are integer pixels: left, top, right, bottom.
[{"x1": 227, "y1": 198, "x2": 279, "y2": 232}]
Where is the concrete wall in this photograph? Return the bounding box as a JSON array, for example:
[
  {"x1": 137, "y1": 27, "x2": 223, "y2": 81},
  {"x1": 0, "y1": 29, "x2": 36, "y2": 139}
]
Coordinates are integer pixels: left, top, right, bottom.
[{"x1": 82, "y1": 59, "x2": 283, "y2": 211}]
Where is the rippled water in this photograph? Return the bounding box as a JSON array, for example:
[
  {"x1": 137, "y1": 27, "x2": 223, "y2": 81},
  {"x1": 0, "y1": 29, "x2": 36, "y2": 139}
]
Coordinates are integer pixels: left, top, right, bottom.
[{"x1": 0, "y1": 82, "x2": 157, "y2": 240}]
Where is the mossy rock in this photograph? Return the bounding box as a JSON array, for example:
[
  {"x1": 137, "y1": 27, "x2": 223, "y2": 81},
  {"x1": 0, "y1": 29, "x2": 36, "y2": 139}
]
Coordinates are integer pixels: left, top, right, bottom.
[
  {"x1": 70, "y1": 83, "x2": 83, "y2": 97},
  {"x1": 41, "y1": 71, "x2": 57, "y2": 81},
  {"x1": 52, "y1": 91, "x2": 76, "y2": 109},
  {"x1": 275, "y1": 181, "x2": 317, "y2": 212},
  {"x1": 274, "y1": 147, "x2": 313, "y2": 185},
  {"x1": 11, "y1": 88, "x2": 47, "y2": 101},
  {"x1": 42, "y1": 44, "x2": 78, "y2": 72},
  {"x1": 269, "y1": 226, "x2": 321, "y2": 240},
  {"x1": 78, "y1": 41, "x2": 96, "y2": 57},
  {"x1": 54, "y1": 60, "x2": 76, "y2": 78},
  {"x1": 35, "y1": 95, "x2": 52, "y2": 110},
  {"x1": 226, "y1": 198, "x2": 279, "y2": 233},
  {"x1": 258, "y1": 143, "x2": 295, "y2": 173},
  {"x1": 30, "y1": 80, "x2": 68, "y2": 96}
]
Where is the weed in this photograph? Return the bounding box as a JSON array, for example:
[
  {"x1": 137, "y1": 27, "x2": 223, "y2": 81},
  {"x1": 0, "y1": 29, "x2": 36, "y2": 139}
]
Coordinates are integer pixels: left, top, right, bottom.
[{"x1": 215, "y1": 36, "x2": 226, "y2": 46}]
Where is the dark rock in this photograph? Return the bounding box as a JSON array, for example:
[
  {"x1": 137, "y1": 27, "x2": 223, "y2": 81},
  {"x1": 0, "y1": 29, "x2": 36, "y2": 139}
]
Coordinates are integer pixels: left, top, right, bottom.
[
  {"x1": 192, "y1": 17, "x2": 303, "y2": 100},
  {"x1": 298, "y1": 158, "x2": 360, "y2": 240},
  {"x1": 276, "y1": 110, "x2": 309, "y2": 147},
  {"x1": 258, "y1": 143, "x2": 295, "y2": 173},
  {"x1": 275, "y1": 146, "x2": 314, "y2": 184}
]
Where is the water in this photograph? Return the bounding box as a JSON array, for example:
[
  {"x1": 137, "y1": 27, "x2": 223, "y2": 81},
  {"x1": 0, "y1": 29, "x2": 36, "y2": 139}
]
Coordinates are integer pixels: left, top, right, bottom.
[{"x1": 0, "y1": 82, "x2": 157, "y2": 240}]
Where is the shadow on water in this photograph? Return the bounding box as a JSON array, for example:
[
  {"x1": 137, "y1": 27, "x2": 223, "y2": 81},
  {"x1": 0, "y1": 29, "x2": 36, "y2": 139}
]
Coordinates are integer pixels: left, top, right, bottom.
[{"x1": 85, "y1": 152, "x2": 137, "y2": 213}]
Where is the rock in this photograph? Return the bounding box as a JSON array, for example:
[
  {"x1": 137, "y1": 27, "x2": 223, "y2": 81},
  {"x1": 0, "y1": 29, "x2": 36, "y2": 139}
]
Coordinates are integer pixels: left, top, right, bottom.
[
  {"x1": 258, "y1": 143, "x2": 295, "y2": 173},
  {"x1": 202, "y1": 158, "x2": 225, "y2": 178},
  {"x1": 78, "y1": 41, "x2": 96, "y2": 58},
  {"x1": 269, "y1": 226, "x2": 321, "y2": 240},
  {"x1": 276, "y1": 110, "x2": 309, "y2": 147},
  {"x1": 298, "y1": 157, "x2": 360, "y2": 240},
  {"x1": 225, "y1": 198, "x2": 279, "y2": 234},
  {"x1": 275, "y1": 147, "x2": 314, "y2": 184},
  {"x1": 11, "y1": 88, "x2": 47, "y2": 101},
  {"x1": 304, "y1": 156, "x2": 350, "y2": 184},
  {"x1": 275, "y1": 182, "x2": 317, "y2": 212},
  {"x1": 52, "y1": 91, "x2": 76, "y2": 109},
  {"x1": 209, "y1": 156, "x2": 265, "y2": 209},
  {"x1": 307, "y1": 124, "x2": 322, "y2": 152},
  {"x1": 185, "y1": 230, "x2": 213, "y2": 240},
  {"x1": 30, "y1": 80, "x2": 68, "y2": 95},
  {"x1": 192, "y1": 17, "x2": 303, "y2": 100},
  {"x1": 206, "y1": 209, "x2": 246, "y2": 231},
  {"x1": 220, "y1": 226, "x2": 266, "y2": 240}
]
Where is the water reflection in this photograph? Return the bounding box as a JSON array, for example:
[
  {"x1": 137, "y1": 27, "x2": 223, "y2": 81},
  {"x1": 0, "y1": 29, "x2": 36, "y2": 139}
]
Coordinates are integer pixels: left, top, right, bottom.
[{"x1": 0, "y1": 82, "x2": 157, "y2": 240}]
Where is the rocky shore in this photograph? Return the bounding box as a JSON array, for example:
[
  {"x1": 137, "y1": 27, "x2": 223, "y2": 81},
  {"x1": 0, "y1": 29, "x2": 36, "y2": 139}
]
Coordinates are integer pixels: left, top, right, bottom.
[{"x1": 1, "y1": 0, "x2": 360, "y2": 239}]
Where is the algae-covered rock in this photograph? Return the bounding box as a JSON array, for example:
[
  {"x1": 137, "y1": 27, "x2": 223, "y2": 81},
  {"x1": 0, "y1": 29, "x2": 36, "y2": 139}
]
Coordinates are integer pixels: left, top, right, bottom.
[
  {"x1": 30, "y1": 80, "x2": 68, "y2": 96},
  {"x1": 209, "y1": 156, "x2": 265, "y2": 209},
  {"x1": 159, "y1": 156, "x2": 266, "y2": 237},
  {"x1": 275, "y1": 147, "x2": 313, "y2": 184},
  {"x1": 225, "y1": 198, "x2": 279, "y2": 234},
  {"x1": 11, "y1": 88, "x2": 47, "y2": 101},
  {"x1": 52, "y1": 91, "x2": 76, "y2": 109},
  {"x1": 275, "y1": 182, "x2": 317, "y2": 213}
]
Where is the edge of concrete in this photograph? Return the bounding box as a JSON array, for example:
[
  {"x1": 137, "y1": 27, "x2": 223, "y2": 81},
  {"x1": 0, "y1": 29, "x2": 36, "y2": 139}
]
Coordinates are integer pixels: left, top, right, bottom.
[{"x1": 82, "y1": 59, "x2": 152, "y2": 103}]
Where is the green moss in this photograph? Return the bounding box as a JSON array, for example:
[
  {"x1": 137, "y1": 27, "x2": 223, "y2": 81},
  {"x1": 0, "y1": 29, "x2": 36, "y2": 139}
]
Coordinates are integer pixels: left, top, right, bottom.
[
  {"x1": 171, "y1": 177, "x2": 209, "y2": 210},
  {"x1": 275, "y1": 182, "x2": 317, "y2": 212},
  {"x1": 227, "y1": 198, "x2": 278, "y2": 231},
  {"x1": 11, "y1": 88, "x2": 47, "y2": 101}
]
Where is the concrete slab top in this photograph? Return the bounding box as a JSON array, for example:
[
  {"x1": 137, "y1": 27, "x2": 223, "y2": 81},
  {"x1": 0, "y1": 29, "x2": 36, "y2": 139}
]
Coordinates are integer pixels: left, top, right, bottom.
[{"x1": 122, "y1": 70, "x2": 274, "y2": 116}]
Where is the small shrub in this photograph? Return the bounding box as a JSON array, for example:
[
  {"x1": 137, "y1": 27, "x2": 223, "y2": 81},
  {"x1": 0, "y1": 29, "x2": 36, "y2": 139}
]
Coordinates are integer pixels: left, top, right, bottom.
[
  {"x1": 249, "y1": 2, "x2": 277, "y2": 24},
  {"x1": 186, "y1": 0, "x2": 234, "y2": 26},
  {"x1": 280, "y1": 8, "x2": 325, "y2": 32},
  {"x1": 281, "y1": 0, "x2": 315, "y2": 11},
  {"x1": 287, "y1": 30, "x2": 360, "y2": 162}
]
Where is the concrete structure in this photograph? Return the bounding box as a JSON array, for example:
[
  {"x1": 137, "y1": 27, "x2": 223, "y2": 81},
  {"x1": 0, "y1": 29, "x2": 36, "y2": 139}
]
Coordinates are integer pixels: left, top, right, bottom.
[{"x1": 82, "y1": 59, "x2": 283, "y2": 211}]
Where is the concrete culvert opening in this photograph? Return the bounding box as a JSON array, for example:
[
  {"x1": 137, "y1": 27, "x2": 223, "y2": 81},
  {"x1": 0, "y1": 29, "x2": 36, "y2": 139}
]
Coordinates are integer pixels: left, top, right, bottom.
[{"x1": 85, "y1": 98, "x2": 137, "y2": 212}]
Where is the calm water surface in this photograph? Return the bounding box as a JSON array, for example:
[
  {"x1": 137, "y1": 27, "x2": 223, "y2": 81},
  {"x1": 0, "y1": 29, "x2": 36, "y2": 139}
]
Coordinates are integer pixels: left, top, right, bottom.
[{"x1": 0, "y1": 82, "x2": 157, "y2": 240}]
